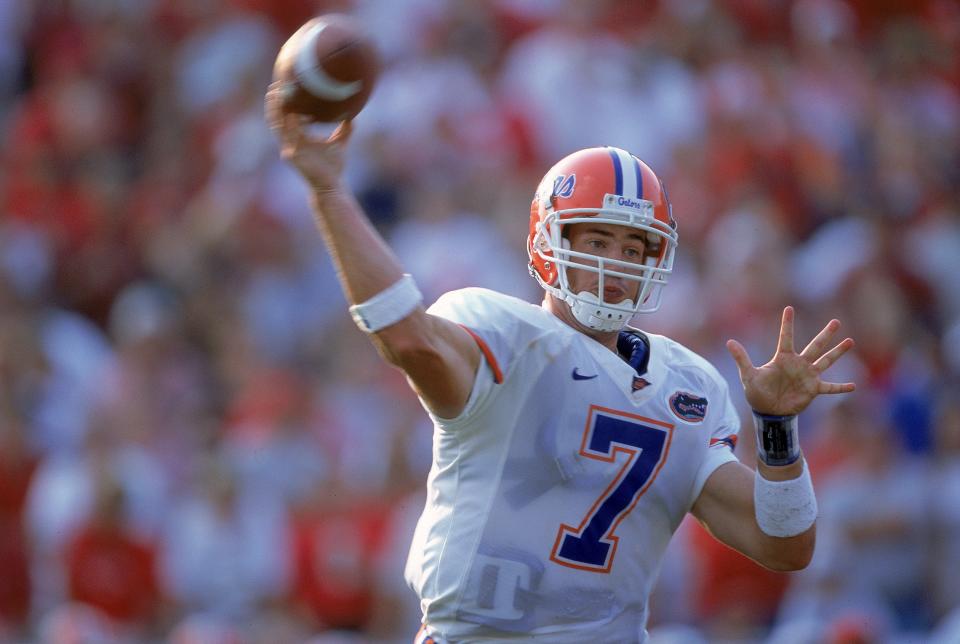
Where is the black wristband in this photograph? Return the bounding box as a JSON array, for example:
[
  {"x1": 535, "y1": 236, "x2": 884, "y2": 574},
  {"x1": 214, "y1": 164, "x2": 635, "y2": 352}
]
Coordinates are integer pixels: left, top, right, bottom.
[{"x1": 753, "y1": 411, "x2": 800, "y2": 466}]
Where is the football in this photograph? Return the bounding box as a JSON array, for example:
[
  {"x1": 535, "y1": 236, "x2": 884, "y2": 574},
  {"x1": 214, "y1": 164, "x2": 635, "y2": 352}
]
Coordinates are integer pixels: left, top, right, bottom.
[{"x1": 271, "y1": 14, "x2": 379, "y2": 123}]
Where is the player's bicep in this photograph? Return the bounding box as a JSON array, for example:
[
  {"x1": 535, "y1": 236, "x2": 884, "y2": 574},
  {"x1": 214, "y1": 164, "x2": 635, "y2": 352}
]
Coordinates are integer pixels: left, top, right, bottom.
[
  {"x1": 372, "y1": 311, "x2": 483, "y2": 419},
  {"x1": 690, "y1": 460, "x2": 760, "y2": 556}
]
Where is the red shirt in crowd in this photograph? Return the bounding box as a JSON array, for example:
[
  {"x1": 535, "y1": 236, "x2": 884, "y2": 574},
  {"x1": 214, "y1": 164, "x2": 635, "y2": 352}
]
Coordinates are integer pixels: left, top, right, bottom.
[
  {"x1": 65, "y1": 523, "x2": 159, "y2": 626},
  {"x1": 289, "y1": 499, "x2": 391, "y2": 631}
]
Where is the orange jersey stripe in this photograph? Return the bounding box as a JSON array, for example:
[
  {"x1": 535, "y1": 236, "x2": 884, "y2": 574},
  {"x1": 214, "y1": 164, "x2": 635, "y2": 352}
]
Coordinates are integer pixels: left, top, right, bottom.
[
  {"x1": 710, "y1": 435, "x2": 738, "y2": 449},
  {"x1": 459, "y1": 324, "x2": 504, "y2": 384}
]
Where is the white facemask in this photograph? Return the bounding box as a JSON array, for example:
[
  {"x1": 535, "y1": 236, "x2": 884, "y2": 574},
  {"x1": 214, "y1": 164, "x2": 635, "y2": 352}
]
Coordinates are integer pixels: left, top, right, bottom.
[{"x1": 566, "y1": 290, "x2": 636, "y2": 332}]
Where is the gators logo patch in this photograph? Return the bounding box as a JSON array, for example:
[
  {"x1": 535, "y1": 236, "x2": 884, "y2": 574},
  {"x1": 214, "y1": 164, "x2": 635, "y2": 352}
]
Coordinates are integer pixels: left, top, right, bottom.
[{"x1": 669, "y1": 392, "x2": 707, "y2": 423}]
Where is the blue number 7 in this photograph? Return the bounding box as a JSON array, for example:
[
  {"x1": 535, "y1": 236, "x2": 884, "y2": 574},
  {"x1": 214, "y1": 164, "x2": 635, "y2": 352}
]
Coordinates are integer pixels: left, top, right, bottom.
[{"x1": 550, "y1": 406, "x2": 673, "y2": 572}]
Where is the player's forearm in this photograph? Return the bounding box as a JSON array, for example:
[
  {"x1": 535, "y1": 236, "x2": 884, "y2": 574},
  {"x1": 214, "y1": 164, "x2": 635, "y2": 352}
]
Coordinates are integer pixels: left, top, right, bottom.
[
  {"x1": 307, "y1": 186, "x2": 440, "y2": 368},
  {"x1": 752, "y1": 454, "x2": 817, "y2": 569},
  {"x1": 309, "y1": 186, "x2": 407, "y2": 305},
  {"x1": 694, "y1": 460, "x2": 816, "y2": 571},
  {"x1": 751, "y1": 515, "x2": 816, "y2": 571},
  {"x1": 306, "y1": 184, "x2": 480, "y2": 417},
  {"x1": 729, "y1": 474, "x2": 817, "y2": 571}
]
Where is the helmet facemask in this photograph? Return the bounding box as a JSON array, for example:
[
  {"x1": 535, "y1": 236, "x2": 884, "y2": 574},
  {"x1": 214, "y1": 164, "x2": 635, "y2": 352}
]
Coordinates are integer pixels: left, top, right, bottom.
[{"x1": 530, "y1": 203, "x2": 677, "y2": 332}]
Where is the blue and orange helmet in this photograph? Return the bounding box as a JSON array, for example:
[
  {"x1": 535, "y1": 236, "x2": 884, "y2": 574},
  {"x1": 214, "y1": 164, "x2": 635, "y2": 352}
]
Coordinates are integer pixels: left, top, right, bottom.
[{"x1": 527, "y1": 146, "x2": 678, "y2": 331}]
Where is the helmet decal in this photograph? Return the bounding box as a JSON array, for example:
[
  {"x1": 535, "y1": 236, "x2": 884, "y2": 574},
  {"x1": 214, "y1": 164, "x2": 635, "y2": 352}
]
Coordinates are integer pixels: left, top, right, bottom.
[
  {"x1": 552, "y1": 174, "x2": 576, "y2": 199},
  {"x1": 607, "y1": 146, "x2": 643, "y2": 199}
]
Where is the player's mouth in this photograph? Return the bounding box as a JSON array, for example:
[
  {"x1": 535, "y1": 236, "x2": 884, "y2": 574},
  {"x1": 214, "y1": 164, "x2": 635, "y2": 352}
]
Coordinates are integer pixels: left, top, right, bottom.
[{"x1": 602, "y1": 284, "x2": 629, "y2": 302}]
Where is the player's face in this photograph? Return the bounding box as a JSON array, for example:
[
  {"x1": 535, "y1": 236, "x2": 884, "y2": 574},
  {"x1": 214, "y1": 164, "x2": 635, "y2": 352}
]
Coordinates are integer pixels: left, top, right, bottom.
[{"x1": 564, "y1": 222, "x2": 649, "y2": 304}]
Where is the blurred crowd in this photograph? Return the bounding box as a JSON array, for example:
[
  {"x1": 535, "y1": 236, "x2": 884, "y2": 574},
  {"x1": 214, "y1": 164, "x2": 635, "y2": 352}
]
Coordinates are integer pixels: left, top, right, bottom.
[{"x1": 0, "y1": 0, "x2": 958, "y2": 642}]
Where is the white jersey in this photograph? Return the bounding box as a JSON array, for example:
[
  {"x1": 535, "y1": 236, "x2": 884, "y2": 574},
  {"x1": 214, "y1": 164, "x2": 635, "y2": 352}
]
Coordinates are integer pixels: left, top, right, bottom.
[{"x1": 405, "y1": 289, "x2": 740, "y2": 643}]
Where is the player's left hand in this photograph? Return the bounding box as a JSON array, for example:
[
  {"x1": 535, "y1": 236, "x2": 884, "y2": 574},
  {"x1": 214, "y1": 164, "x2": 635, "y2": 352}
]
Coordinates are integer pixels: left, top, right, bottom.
[{"x1": 726, "y1": 307, "x2": 855, "y2": 416}]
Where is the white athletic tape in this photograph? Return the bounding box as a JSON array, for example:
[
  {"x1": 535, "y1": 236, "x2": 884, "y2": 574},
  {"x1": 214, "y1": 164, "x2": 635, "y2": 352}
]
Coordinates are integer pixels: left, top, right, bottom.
[
  {"x1": 754, "y1": 460, "x2": 818, "y2": 538},
  {"x1": 349, "y1": 274, "x2": 423, "y2": 333}
]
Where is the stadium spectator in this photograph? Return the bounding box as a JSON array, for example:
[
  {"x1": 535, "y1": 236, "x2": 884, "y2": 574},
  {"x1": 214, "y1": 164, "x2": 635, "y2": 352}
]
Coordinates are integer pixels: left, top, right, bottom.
[{"x1": 63, "y1": 476, "x2": 161, "y2": 638}]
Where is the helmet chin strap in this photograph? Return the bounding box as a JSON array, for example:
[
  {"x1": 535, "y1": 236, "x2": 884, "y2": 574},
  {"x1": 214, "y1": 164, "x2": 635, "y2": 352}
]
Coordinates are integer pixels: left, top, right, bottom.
[{"x1": 566, "y1": 290, "x2": 634, "y2": 332}]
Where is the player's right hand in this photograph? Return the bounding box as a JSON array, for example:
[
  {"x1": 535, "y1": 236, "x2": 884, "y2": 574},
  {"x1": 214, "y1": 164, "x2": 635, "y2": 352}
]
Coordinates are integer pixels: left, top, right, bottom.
[
  {"x1": 726, "y1": 306, "x2": 855, "y2": 417},
  {"x1": 265, "y1": 84, "x2": 352, "y2": 194}
]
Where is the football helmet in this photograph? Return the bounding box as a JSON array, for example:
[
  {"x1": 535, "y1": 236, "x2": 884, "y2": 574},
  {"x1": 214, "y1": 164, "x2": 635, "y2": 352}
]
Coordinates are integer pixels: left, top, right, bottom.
[{"x1": 527, "y1": 146, "x2": 678, "y2": 332}]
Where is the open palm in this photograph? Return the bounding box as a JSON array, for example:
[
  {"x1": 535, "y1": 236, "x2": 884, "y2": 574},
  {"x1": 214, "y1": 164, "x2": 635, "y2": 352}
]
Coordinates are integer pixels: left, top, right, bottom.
[{"x1": 727, "y1": 307, "x2": 856, "y2": 416}]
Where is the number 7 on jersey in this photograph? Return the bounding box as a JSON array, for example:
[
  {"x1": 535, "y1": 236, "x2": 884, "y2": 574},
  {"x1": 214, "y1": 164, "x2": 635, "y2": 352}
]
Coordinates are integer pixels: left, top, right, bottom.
[{"x1": 550, "y1": 406, "x2": 673, "y2": 572}]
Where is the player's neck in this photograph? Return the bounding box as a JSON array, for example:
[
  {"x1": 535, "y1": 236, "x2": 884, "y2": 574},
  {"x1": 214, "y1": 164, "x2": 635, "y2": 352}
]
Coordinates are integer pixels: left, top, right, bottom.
[{"x1": 543, "y1": 295, "x2": 619, "y2": 353}]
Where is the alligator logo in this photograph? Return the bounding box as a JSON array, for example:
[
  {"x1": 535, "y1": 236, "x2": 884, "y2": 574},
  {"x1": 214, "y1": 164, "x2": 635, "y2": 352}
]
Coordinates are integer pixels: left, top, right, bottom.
[{"x1": 669, "y1": 392, "x2": 707, "y2": 423}]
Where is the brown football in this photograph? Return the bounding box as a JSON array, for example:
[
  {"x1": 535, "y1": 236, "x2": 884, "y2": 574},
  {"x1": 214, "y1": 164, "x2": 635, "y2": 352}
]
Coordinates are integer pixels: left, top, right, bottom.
[{"x1": 271, "y1": 14, "x2": 379, "y2": 123}]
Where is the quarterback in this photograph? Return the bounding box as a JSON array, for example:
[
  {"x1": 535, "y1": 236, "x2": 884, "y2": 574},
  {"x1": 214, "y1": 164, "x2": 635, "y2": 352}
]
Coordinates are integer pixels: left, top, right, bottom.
[{"x1": 267, "y1": 103, "x2": 855, "y2": 642}]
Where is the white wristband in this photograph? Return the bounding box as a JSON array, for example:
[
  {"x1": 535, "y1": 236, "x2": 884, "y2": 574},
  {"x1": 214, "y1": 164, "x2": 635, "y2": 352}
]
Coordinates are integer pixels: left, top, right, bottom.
[
  {"x1": 754, "y1": 460, "x2": 817, "y2": 538},
  {"x1": 349, "y1": 274, "x2": 423, "y2": 333}
]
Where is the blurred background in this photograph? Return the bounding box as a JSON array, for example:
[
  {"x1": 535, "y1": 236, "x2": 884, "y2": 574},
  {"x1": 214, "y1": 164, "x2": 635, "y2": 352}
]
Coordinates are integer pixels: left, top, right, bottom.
[{"x1": 0, "y1": 0, "x2": 958, "y2": 642}]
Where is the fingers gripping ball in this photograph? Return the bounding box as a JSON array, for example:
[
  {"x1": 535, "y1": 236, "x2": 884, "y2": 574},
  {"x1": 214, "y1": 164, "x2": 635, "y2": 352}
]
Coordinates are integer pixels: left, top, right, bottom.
[{"x1": 272, "y1": 14, "x2": 379, "y2": 123}]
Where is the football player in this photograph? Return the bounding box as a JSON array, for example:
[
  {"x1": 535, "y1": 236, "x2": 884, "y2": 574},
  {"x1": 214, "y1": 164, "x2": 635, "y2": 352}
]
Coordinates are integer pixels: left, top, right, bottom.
[{"x1": 267, "y1": 105, "x2": 855, "y2": 642}]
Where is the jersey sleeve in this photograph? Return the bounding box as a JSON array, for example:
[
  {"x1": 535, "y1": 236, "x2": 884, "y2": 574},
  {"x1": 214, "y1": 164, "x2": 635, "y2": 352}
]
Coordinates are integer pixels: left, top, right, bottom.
[
  {"x1": 427, "y1": 288, "x2": 550, "y2": 379},
  {"x1": 425, "y1": 288, "x2": 551, "y2": 422},
  {"x1": 689, "y1": 369, "x2": 742, "y2": 506}
]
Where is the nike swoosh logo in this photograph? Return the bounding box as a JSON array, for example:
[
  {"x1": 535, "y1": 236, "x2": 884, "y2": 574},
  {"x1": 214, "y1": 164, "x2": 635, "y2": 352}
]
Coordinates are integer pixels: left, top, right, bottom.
[{"x1": 572, "y1": 368, "x2": 598, "y2": 381}]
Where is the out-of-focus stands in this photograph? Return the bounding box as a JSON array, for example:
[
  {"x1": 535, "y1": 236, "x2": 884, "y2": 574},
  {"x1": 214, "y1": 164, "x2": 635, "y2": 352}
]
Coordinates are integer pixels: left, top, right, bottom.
[{"x1": 0, "y1": 1, "x2": 958, "y2": 642}]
